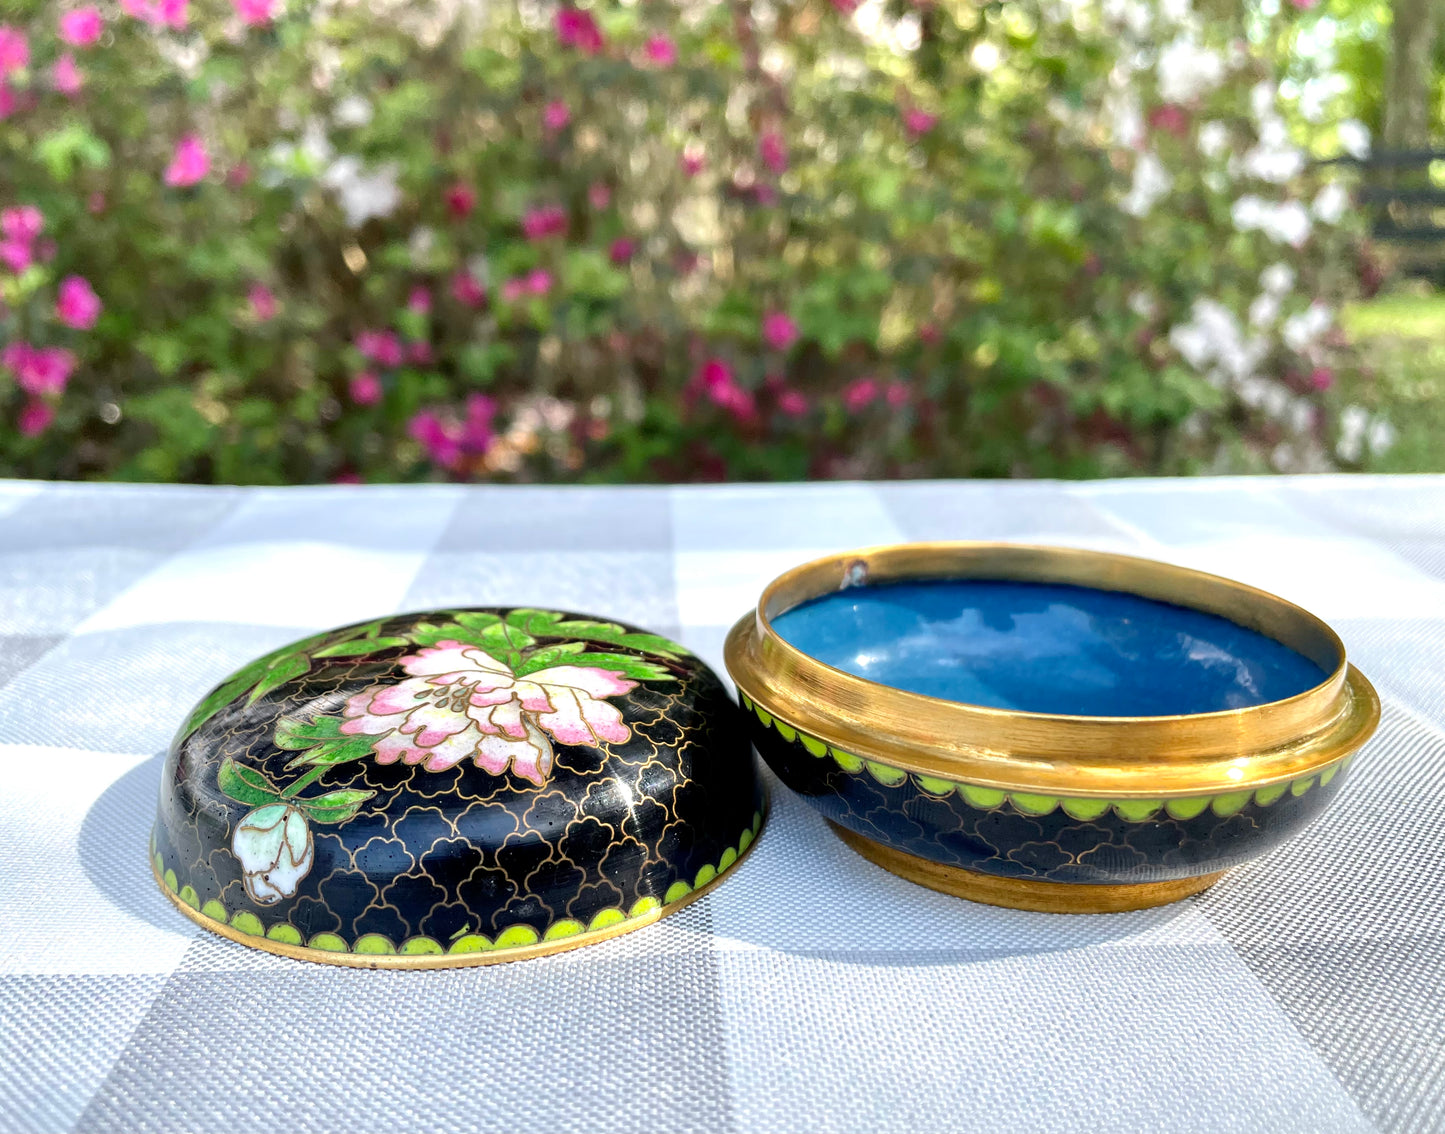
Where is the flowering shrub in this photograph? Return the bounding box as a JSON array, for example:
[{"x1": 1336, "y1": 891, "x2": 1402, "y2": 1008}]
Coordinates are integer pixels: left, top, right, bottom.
[{"x1": 0, "y1": 0, "x2": 1373, "y2": 482}]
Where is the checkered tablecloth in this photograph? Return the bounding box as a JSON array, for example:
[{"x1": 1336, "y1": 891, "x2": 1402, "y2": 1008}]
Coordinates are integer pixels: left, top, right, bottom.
[{"x1": 1, "y1": 476, "x2": 1442, "y2": 1134}]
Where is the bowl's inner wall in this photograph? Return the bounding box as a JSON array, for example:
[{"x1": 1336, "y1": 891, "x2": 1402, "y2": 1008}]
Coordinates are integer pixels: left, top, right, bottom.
[{"x1": 770, "y1": 579, "x2": 1328, "y2": 717}]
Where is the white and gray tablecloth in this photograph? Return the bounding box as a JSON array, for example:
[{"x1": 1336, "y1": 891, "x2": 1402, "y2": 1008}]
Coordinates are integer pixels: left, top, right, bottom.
[{"x1": 1, "y1": 475, "x2": 1442, "y2": 1134}]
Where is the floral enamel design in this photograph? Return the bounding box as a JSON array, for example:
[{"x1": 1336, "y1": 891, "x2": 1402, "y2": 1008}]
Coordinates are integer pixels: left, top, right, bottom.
[
  {"x1": 340, "y1": 641, "x2": 636, "y2": 785},
  {"x1": 209, "y1": 609, "x2": 686, "y2": 905}
]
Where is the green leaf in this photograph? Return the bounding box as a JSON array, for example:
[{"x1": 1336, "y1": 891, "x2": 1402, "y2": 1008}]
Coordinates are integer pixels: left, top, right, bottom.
[
  {"x1": 296, "y1": 788, "x2": 376, "y2": 825},
  {"x1": 510, "y1": 642, "x2": 588, "y2": 673},
  {"x1": 514, "y1": 610, "x2": 689, "y2": 659},
  {"x1": 312, "y1": 636, "x2": 410, "y2": 657},
  {"x1": 514, "y1": 650, "x2": 675, "y2": 682},
  {"x1": 275, "y1": 715, "x2": 350, "y2": 749},
  {"x1": 285, "y1": 735, "x2": 378, "y2": 769},
  {"x1": 247, "y1": 652, "x2": 311, "y2": 704},
  {"x1": 217, "y1": 758, "x2": 283, "y2": 807}
]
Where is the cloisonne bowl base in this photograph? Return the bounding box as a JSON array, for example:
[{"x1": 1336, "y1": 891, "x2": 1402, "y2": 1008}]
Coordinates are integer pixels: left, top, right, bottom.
[
  {"x1": 152, "y1": 607, "x2": 765, "y2": 967},
  {"x1": 724, "y1": 544, "x2": 1379, "y2": 915}
]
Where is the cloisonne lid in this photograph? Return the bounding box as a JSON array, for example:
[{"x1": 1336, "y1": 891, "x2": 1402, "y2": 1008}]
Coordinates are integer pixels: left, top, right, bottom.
[{"x1": 151, "y1": 608, "x2": 765, "y2": 967}]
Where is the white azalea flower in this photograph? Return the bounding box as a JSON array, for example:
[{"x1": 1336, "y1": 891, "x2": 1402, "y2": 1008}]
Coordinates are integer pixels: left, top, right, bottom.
[
  {"x1": 333, "y1": 95, "x2": 374, "y2": 128},
  {"x1": 1249, "y1": 292, "x2": 1281, "y2": 328},
  {"x1": 1337, "y1": 119, "x2": 1371, "y2": 161},
  {"x1": 1283, "y1": 303, "x2": 1332, "y2": 352},
  {"x1": 1157, "y1": 38, "x2": 1223, "y2": 104},
  {"x1": 232, "y1": 804, "x2": 314, "y2": 905},
  {"x1": 1197, "y1": 121, "x2": 1229, "y2": 159},
  {"x1": 1313, "y1": 182, "x2": 1350, "y2": 225},
  {"x1": 322, "y1": 157, "x2": 402, "y2": 227},
  {"x1": 1260, "y1": 263, "x2": 1295, "y2": 295},
  {"x1": 1121, "y1": 152, "x2": 1172, "y2": 217}
]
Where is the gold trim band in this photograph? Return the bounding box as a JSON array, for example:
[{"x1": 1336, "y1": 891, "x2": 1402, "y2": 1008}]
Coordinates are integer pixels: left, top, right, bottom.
[
  {"x1": 154, "y1": 808, "x2": 765, "y2": 969},
  {"x1": 830, "y1": 823, "x2": 1224, "y2": 913},
  {"x1": 725, "y1": 543, "x2": 1380, "y2": 797}
]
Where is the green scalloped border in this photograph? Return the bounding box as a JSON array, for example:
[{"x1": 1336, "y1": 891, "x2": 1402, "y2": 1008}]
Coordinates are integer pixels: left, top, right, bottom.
[
  {"x1": 738, "y1": 691, "x2": 1350, "y2": 822},
  {"x1": 154, "y1": 809, "x2": 763, "y2": 957}
]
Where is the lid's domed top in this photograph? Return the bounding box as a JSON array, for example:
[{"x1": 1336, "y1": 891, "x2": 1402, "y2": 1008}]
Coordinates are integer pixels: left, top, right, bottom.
[{"x1": 152, "y1": 608, "x2": 764, "y2": 966}]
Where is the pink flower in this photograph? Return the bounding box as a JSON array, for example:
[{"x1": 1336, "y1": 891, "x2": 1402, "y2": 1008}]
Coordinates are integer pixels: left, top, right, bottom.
[
  {"x1": 3, "y1": 343, "x2": 76, "y2": 396},
  {"x1": 339, "y1": 640, "x2": 637, "y2": 785},
  {"x1": 526, "y1": 268, "x2": 554, "y2": 295},
  {"x1": 884, "y1": 381, "x2": 910, "y2": 408},
  {"x1": 0, "y1": 26, "x2": 28, "y2": 79},
  {"x1": 164, "y1": 134, "x2": 209, "y2": 188},
  {"x1": 0, "y1": 240, "x2": 31, "y2": 273},
  {"x1": 843, "y1": 377, "x2": 879, "y2": 412},
  {"x1": 18, "y1": 400, "x2": 54, "y2": 437},
  {"x1": 522, "y1": 204, "x2": 567, "y2": 241},
  {"x1": 349, "y1": 371, "x2": 382, "y2": 405},
  {"x1": 451, "y1": 269, "x2": 486, "y2": 308},
  {"x1": 59, "y1": 7, "x2": 104, "y2": 47},
  {"x1": 88, "y1": 192, "x2": 106, "y2": 214},
  {"x1": 332, "y1": 470, "x2": 363, "y2": 485},
  {"x1": 644, "y1": 34, "x2": 676, "y2": 67},
  {"x1": 555, "y1": 7, "x2": 604, "y2": 54},
  {"x1": 903, "y1": 107, "x2": 938, "y2": 139},
  {"x1": 409, "y1": 341, "x2": 432, "y2": 365},
  {"x1": 588, "y1": 181, "x2": 612, "y2": 210},
  {"x1": 355, "y1": 329, "x2": 404, "y2": 368},
  {"x1": 681, "y1": 150, "x2": 705, "y2": 177},
  {"x1": 0, "y1": 86, "x2": 16, "y2": 121},
  {"x1": 1, "y1": 206, "x2": 40, "y2": 246},
  {"x1": 830, "y1": 0, "x2": 860, "y2": 12},
  {"x1": 501, "y1": 278, "x2": 526, "y2": 302},
  {"x1": 234, "y1": 0, "x2": 276, "y2": 26},
  {"x1": 52, "y1": 53, "x2": 83, "y2": 96},
  {"x1": 1148, "y1": 104, "x2": 1189, "y2": 139},
  {"x1": 56, "y1": 276, "x2": 101, "y2": 329},
  {"x1": 1309, "y1": 367, "x2": 1333, "y2": 391},
  {"x1": 1288, "y1": 0, "x2": 1318, "y2": 8},
  {"x1": 762, "y1": 311, "x2": 798, "y2": 351},
  {"x1": 609, "y1": 238, "x2": 634, "y2": 265},
  {"x1": 918, "y1": 323, "x2": 941, "y2": 344},
  {"x1": 777, "y1": 389, "x2": 808, "y2": 417},
  {"x1": 409, "y1": 409, "x2": 461, "y2": 467},
  {"x1": 444, "y1": 182, "x2": 476, "y2": 220},
  {"x1": 543, "y1": 100, "x2": 571, "y2": 133},
  {"x1": 695, "y1": 358, "x2": 756, "y2": 422},
  {"x1": 122, "y1": 0, "x2": 187, "y2": 27},
  {"x1": 408, "y1": 286, "x2": 432, "y2": 313},
  {"x1": 462, "y1": 392, "x2": 495, "y2": 450},
  {"x1": 248, "y1": 283, "x2": 278, "y2": 322},
  {"x1": 759, "y1": 131, "x2": 788, "y2": 175}
]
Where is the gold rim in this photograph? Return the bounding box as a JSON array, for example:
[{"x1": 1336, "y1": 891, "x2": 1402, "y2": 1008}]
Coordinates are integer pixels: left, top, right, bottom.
[
  {"x1": 725, "y1": 542, "x2": 1380, "y2": 797},
  {"x1": 830, "y1": 823, "x2": 1225, "y2": 913},
  {"x1": 153, "y1": 808, "x2": 766, "y2": 969}
]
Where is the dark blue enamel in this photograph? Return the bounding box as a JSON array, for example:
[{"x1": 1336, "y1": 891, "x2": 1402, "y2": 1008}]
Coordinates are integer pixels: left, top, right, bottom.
[{"x1": 771, "y1": 580, "x2": 1327, "y2": 717}]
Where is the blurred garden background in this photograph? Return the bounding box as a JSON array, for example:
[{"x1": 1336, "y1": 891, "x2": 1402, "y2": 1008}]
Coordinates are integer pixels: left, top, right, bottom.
[{"x1": 0, "y1": 0, "x2": 1442, "y2": 484}]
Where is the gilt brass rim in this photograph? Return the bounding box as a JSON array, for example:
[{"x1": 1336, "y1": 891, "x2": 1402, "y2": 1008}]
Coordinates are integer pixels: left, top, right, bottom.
[
  {"x1": 724, "y1": 542, "x2": 1380, "y2": 798},
  {"x1": 829, "y1": 823, "x2": 1225, "y2": 913}
]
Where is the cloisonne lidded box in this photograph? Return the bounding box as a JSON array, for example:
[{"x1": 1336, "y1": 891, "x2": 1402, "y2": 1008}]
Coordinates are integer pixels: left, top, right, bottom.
[{"x1": 151, "y1": 608, "x2": 764, "y2": 967}]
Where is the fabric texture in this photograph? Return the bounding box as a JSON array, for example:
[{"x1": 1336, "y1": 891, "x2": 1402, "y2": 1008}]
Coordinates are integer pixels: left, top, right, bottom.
[{"x1": 0, "y1": 475, "x2": 1441, "y2": 1134}]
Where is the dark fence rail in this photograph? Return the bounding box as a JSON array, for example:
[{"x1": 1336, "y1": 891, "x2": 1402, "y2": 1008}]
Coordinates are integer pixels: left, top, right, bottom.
[{"x1": 1324, "y1": 150, "x2": 1445, "y2": 278}]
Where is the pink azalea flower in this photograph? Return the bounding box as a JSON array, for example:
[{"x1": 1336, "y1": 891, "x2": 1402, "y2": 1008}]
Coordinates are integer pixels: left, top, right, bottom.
[
  {"x1": 609, "y1": 238, "x2": 634, "y2": 265},
  {"x1": 18, "y1": 400, "x2": 54, "y2": 437},
  {"x1": 340, "y1": 640, "x2": 637, "y2": 785},
  {"x1": 88, "y1": 192, "x2": 106, "y2": 214},
  {"x1": 56, "y1": 276, "x2": 101, "y2": 329},
  {"x1": 555, "y1": 7, "x2": 604, "y2": 55},
  {"x1": 526, "y1": 268, "x2": 553, "y2": 295},
  {"x1": 3, "y1": 343, "x2": 76, "y2": 396},
  {"x1": 248, "y1": 283, "x2": 278, "y2": 322},
  {"x1": 903, "y1": 107, "x2": 938, "y2": 139},
  {"x1": 0, "y1": 86, "x2": 16, "y2": 121},
  {"x1": 777, "y1": 389, "x2": 808, "y2": 417},
  {"x1": 0, "y1": 26, "x2": 28, "y2": 79},
  {"x1": 588, "y1": 181, "x2": 611, "y2": 210},
  {"x1": 884, "y1": 381, "x2": 910, "y2": 408},
  {"x1": 164, "y1": 134, "x2": 209, "y2": 188},
  {"x1": 543, "y1": 100, "x2": 571, "y2": 133},
  {"x1": 501, "y1": 278, "x2": 526, "y2": 303},
  {"x1": 918, "y1": 323, "x2": 941, "y2": 344},
  {"x1": 408, "y1": 286, "x2": 431, "y2": 313},
  {"x1": 409, "y1": 409, "x2": 461, "y2": 467},
  {"x1": 830, "y1": 0, "x2": 860, "y2": 12},
  {"x1": 52, "y1": 54, "x2": 83, "y2": 97},
  {"x1": 445, "y1": 182, "x2": 476, "y2": 220},
  {"x1": 409, "y1": 341, "x2": 432, "y2": 365},
  {"x1": 521, "y1": 204, "x2": 567, "y2": 241},
  {"x1": 332, "y1": 470, "x2": 363, "y2": 485},
  {"x1": 1148, "y1": 104, "x2": 1189, "y2": 139},
  {"x1": 1288, "y1": 0, "x2": 1318, "y2": 8},
  {"x1": 0, "y1": 241, "x2": 31, "y2": 273},
  {"x1": 1, "y1": 206, "x2": 41, "y2": 245},
  {"x1": 349, "y1": 371, "x2": 382, "y2": 405},
  {"x1": 451, "y1": 269, "x2": 486, "y2": 308},
  {"x1": 462, "y1": 392, "x2": 495, "y2": 450},
  {"x1": 695, "y1": 358, "x2": 756, "y2": 422},
  {"x1": 762, "y1": 311, "x2": 798, "y2": 351},
  {"x1": 234, "y1": 0, "x2": 276, "y2": 26},
  {"x1": 1309, "y1": 367, "x2": 1333, "y2": 391},
  {"x1": 681, "y1": 150, "x2": 705, "y2": 177},
  {"x1": 644, "y1": 34, "x2": 676, "y2": 67},
  {"x1": 122, "y1": 0, "x2": 187, "y2": 27},
  {"x1": 754, "y1": 183, "x2": 778, "y2": 206},
  {"x1": 759, "y1": 131, "x2": 788, "y2": 175},
  {"x1": 59, "y1": 7, "x2": 104, "y2": 47},
  {"x1": 355, "y1": 329, "x2": 404, "y2": 368},
  {"x1": 843, "y1": 377, "x2": 879, "y2": 412}
]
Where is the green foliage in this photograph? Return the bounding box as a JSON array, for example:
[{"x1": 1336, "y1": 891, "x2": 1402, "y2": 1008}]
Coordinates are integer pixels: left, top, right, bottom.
[{"x1": 0, "y1": 0, "x2": 1373, "y2": 480}]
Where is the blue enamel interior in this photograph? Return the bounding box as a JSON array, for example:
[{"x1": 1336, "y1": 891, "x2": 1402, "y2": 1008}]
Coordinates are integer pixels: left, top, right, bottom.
[{"x1": 770, "y1": 579, "x2": 1329, "y2": 717}]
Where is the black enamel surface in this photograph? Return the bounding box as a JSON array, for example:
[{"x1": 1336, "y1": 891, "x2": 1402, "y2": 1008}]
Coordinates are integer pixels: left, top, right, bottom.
[
  {"x1": 749, "y1": 719, "x2": 1345, "y2": 885},
  {"x1": 152, "y1": 609, "x2": 762, "y2": 950}
]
